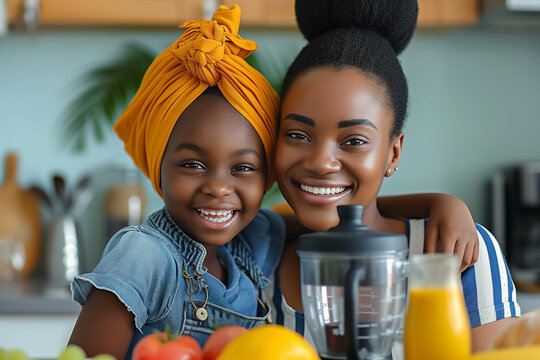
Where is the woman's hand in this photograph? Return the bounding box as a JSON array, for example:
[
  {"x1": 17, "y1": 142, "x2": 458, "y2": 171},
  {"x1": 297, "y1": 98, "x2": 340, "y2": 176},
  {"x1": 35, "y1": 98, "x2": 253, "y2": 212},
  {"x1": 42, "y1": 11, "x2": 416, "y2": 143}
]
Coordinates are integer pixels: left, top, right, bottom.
[
  {"x1": 377, "y1": 193, "x2": 478, "y2": 272},
  {"x1": 424, "y1": 194, "x2": 479, "y2": 272}
]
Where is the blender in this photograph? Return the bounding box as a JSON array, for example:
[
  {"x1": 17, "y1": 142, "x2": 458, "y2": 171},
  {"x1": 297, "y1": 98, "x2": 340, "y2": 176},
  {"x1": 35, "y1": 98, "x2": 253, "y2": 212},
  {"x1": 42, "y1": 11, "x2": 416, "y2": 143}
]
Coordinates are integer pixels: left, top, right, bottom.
[{"x1": 298, "y1": 205, "x2": 408, "y2": 360}]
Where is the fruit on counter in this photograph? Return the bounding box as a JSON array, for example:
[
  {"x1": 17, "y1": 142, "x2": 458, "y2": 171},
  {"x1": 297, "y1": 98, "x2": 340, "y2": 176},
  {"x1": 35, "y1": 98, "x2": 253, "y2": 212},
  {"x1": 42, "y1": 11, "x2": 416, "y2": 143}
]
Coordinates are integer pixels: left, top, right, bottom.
[
  {"x1": 0, "y1": 345, "x2": 116, "y2": 360},
  {"x1": 92, "y1": 355, "x2": 116, "y2": 360},
  {"x1": 1, "y1": 348, "x2": 31, "y2": 360},
  {"x1": 202, "y1": 325, "x2": 247, "y2": 360},
  {"x1": 132, "y1": 331, "x2": 203, "y2": 360},
  {"x1": 58, "y1": 345, "x2": 86, "y2": 360},
  {"x1": 216, "y1": 324, "x2": 320, "y2": 360}
]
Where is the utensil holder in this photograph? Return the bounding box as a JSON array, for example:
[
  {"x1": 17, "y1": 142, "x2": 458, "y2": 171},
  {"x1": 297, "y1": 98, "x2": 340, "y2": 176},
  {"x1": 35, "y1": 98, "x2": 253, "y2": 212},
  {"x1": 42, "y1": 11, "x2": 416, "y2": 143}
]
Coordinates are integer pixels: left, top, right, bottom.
[{"x1": 45, "y1": 215, "x2": 84, "y2": 285}]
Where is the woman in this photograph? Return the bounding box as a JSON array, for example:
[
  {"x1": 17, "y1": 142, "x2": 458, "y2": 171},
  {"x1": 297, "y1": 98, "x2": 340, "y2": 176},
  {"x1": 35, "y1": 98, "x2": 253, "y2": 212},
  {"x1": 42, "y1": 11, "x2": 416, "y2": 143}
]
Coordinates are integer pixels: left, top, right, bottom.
[{"x1": 269, "y1": 0, "x2": 520, "y2": 354}]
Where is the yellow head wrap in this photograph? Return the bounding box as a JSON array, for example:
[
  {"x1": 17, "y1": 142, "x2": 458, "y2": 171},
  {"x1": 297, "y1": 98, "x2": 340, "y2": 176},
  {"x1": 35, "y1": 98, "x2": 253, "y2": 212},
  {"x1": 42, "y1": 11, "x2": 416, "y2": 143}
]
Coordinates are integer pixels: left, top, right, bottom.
[{"x1": 114, "y1": 4, "x2": 279, "y2": 197}]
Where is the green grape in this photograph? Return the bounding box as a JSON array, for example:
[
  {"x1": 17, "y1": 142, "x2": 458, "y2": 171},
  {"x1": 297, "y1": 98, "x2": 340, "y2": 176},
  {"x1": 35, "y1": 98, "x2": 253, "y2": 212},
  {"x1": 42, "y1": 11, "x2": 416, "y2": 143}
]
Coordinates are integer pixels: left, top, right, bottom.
[
  {"x1": 92, "y1": 354, "x2": 116, "y2": 360},
  {"x1": 7, "y1": 349, "x2": 29, "y2": 360},
  {"x1": 0, "y1": 348, "x2": 8, "y2": 360},
  {"x1": 57, "y1": 345, "x2": 86, "y2": 360}
]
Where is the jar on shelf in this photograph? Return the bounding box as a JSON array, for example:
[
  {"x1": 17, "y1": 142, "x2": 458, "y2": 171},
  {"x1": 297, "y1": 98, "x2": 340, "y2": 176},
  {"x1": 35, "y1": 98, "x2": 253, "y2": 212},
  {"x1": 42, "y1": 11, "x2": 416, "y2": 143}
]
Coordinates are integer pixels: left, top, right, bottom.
[{"x1": 104, "y1": 163, "x2": 146, "y2": 240}]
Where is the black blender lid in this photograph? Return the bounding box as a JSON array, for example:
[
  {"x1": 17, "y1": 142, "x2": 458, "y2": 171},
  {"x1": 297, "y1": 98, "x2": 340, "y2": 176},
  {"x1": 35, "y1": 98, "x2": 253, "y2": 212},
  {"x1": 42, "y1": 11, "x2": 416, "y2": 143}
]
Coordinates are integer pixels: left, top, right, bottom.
[{"x1": 297, "y1": 204, "x2": 408, "y2": 253}]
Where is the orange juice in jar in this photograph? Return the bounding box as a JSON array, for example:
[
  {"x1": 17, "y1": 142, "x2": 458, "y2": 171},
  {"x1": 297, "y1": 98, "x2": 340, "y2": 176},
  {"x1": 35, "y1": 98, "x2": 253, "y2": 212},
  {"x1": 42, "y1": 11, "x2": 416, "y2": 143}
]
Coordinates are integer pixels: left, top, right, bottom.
[{"x1": 404, "y1": 254, "x2": 471, "y2": 360}]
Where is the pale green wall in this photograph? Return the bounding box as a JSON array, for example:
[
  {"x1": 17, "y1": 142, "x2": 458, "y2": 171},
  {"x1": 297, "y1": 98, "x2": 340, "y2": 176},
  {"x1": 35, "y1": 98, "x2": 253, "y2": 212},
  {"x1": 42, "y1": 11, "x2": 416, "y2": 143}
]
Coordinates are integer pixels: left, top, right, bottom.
[
  {"x1": 391, "y1": 27, "x2": 540, "y2": 224},
  {"x1": 1, "y1": 26, "x2": 539, "y2": 268}
]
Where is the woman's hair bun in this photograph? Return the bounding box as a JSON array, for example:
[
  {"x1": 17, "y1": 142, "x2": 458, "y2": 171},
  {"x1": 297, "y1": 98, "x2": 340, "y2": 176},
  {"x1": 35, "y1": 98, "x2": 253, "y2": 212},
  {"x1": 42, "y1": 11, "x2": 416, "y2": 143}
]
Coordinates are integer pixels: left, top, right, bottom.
[{"x1": 295, "y1": 0, "x2": 418, "y2": 54}]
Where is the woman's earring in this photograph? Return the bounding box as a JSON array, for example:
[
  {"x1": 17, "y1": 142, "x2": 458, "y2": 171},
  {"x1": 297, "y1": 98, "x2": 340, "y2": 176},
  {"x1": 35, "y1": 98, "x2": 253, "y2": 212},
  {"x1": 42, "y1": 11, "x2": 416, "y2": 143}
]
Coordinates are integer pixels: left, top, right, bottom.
[
  {"x1": 386, "y1": 169, "x2": 392, "y2": 174},
  {"x1": 394, "y1": 167, "x2": 398, "y2": 172}
]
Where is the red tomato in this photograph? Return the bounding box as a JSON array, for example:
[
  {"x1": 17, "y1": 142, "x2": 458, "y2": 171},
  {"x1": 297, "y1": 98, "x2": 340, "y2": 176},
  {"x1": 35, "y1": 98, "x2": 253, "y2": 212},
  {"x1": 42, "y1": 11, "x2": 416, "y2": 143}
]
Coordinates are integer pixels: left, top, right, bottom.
[
  {"x1": 202, "y1": 326, "x2": 248, "y2": 360},
  {"x1": 133, "y1": 332, "x2": 203, "y2": 360}
]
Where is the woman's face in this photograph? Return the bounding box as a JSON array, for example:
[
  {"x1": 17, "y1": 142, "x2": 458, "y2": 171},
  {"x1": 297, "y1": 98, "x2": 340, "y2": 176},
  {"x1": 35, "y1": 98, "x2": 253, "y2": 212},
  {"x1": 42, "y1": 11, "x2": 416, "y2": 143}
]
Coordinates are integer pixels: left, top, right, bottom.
[
  {"x1": 161, "y1": 94, "x2": 267, "y2": 247},
  {"x1": 275, "y1": 66, "x2": 403, "y2": 231}
]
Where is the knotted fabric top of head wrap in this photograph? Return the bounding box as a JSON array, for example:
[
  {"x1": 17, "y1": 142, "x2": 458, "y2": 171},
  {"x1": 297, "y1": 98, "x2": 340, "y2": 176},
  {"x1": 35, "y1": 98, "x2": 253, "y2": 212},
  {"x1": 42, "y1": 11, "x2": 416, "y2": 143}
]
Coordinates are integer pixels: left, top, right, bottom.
[{"x1": 113, "y1": 4, "x2": 279, "y2": 197}]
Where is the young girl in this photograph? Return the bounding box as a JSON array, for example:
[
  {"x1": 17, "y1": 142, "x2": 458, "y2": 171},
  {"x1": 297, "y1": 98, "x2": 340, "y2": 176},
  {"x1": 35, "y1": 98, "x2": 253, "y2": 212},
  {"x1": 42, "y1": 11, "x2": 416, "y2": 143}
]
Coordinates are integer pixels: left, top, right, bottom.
[
  {"x1": 68, "y1": 5, "x2": 283, "y2": 359},
  {"x1": 269, "y1": 0, "x2": 520, "y2": 355}
]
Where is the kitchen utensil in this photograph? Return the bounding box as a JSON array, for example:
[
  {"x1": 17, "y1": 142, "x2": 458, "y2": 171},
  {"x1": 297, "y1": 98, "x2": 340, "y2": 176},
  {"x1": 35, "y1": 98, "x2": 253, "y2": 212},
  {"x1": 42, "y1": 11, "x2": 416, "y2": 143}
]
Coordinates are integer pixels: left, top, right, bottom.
[
  {"x1": 68, "y1": 175, "x2": 91, "y2": 214},
  {"x1": 298, "y1": 205, "x2": 408, "y2": 360},
  {"x1": 52, "y1": 174, "x2": 68, "y2": 213},
  {"x1": 28, "y1": 185, "x2": 53, "y2": 210},
  {"x1": 404, "y1": 254, "x2": 470, "y2": 360},
  {"x1": 45, "y1": 214, "x2": 83, "y2": 285},
  {"x1": 34, "y1": 174, "x2": 92, "y2": 217},
  {"x1": 43, "y1": 174, "x2": 91, "y2": 284},
  {"x1": 0, "y1": 152, "x2": 42, "y2": 277}
]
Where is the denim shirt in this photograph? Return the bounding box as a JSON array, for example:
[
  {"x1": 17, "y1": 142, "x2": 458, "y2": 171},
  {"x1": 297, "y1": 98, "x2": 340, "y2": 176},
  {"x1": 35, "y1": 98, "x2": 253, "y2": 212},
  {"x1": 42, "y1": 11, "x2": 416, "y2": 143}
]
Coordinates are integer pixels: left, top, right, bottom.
[{"x1": 71, "y1": 207, "x2": 285, "y2": 360}]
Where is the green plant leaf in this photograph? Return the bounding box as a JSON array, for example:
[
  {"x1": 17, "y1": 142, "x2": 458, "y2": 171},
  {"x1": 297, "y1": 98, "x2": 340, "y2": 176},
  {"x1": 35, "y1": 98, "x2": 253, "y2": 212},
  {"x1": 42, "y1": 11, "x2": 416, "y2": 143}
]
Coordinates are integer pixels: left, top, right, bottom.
[
  {"x1": 59, "y1": 43, "x2": 156, "y2": 152},
  {"x1": 245, "y1": 53, "x2": 285, "y2": 95},
  {"x1": 59, "y1": 42, "x2": 292, "y2": 153}
]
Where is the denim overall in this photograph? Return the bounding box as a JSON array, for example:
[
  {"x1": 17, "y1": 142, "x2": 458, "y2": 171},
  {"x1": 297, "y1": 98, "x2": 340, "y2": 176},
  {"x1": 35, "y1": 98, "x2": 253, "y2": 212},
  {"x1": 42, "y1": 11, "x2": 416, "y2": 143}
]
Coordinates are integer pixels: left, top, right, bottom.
[{"x1": 72, "y1": 208, "x2": 283, "y2": 360}]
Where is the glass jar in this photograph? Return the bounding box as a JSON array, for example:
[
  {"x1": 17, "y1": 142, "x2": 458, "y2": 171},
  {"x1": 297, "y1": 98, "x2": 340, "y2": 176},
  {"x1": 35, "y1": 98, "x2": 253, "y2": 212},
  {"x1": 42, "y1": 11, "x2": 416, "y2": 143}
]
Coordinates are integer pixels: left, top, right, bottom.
[
  {"x1": 404, "y1": 254, "x2": 471, "y2": 360},
  {"x1": 104, "y1": 163, "x2": 146, "y2": 240}
]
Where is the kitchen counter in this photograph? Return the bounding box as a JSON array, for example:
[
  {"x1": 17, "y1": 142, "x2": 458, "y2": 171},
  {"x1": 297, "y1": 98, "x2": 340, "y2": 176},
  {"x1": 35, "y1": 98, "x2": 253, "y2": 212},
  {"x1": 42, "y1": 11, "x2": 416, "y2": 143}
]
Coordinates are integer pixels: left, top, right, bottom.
[
  {"x1": 0, "y1": 278, "x2": 80, "y2": 314},
  {"x1": 4, "y1": 279, "x2": 539, "y2": 315},
  {"x1": 1, "y1": 278, "x2": 540, "y2": 359},
  {"x1": 0, "y1": 279, "x2": 81, "y2": 358}
]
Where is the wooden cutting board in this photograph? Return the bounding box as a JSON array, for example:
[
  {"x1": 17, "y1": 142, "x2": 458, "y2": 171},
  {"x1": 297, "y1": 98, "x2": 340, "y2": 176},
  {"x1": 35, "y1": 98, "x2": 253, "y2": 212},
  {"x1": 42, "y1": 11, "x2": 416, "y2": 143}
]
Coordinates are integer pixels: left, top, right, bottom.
[{"x1": 0, "y1": 152, "x2": 42, "y2": 277}]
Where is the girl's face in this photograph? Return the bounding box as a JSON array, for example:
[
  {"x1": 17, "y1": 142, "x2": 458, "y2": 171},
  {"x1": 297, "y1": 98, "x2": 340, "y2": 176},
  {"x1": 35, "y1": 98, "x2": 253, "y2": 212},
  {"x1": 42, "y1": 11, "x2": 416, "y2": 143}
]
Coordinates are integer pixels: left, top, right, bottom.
[
  {"x1": 161, "y1": 94, "x2": 266, "y2": 248},
  {"x1": 276, "y1": 67, "x2": 403, "y2": 231}
]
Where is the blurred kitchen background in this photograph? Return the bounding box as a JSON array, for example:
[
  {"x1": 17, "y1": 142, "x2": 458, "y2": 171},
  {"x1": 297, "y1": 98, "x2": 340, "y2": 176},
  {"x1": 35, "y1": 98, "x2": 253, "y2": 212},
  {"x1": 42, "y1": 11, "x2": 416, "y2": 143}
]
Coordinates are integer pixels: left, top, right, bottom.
[{"x1": 1, "y1": 0, "x2": 540, "y2": 357}]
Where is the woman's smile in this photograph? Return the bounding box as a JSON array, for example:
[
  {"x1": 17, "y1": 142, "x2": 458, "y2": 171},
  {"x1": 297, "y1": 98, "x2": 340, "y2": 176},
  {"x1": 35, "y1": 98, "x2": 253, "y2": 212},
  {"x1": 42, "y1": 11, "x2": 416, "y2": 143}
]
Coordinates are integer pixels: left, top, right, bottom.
[
  {"x1": 299, "y1": 184, "x2": 347, "y2": 195},
  {"x1": 293, "y1": 180, "x2": 352, "y2": 205}
]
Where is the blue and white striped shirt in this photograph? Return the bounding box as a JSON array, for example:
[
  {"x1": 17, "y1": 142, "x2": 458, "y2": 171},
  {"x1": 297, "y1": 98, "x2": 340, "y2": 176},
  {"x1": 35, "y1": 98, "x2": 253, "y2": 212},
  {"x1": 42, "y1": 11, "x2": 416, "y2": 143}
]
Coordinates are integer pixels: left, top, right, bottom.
[{"x1": 268, "y1": 219, "x2": 520, "y2": 348}]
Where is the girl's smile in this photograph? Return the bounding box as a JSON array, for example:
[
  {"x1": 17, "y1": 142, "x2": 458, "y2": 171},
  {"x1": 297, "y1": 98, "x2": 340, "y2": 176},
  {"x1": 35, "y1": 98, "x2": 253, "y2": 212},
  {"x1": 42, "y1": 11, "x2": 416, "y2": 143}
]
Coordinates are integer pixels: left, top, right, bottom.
[
  {"x1": 160, "y1": 93, "x2": 266, "y2": 248},
  {"x1": 195, "y1": 208, "x2": 238, "y2": 229}
]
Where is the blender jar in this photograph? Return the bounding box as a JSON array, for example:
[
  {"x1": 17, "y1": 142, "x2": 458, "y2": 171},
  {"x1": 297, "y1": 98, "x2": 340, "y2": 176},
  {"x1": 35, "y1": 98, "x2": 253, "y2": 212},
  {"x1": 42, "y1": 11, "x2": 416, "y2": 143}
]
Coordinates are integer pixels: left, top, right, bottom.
[{"x1": 298, "y1": 205, "x2": 408, "y2": 360}]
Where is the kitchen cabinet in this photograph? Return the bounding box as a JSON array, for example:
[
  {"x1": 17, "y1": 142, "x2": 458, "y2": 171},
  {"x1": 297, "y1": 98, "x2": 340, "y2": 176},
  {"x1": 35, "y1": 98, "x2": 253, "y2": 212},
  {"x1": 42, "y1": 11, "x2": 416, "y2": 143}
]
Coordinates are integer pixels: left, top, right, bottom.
[
  {"x1": 222, "y1": 0, "x2": 480, "y2": 28},
  {"x1": 220, "y1": 0, "x2": 296, "y2": 27},
  {"x1": 6, "y1": 0, "x2": 205, "y2": 26},
  {"x1": 6, "y1": 0, "x2": 21, "y2": 23},
  {"x1": 417, "y1": 0, "x2": 479, "y2": 26},
  {"x1": 7, "y1": 0, "x2": 478, "y2": 28}
]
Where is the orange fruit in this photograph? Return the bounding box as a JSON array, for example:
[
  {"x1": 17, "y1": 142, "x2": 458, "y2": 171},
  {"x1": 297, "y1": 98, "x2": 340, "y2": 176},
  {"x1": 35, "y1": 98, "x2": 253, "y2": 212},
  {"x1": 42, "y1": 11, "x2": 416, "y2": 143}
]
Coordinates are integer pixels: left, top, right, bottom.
[{"x1": 216, "y1": 325, "x2": 319, "y2": 360}]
